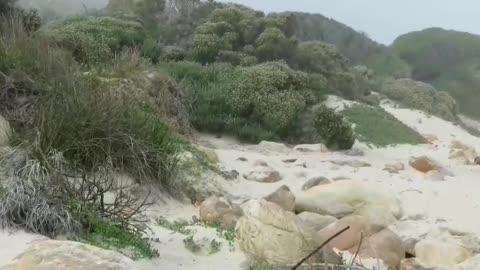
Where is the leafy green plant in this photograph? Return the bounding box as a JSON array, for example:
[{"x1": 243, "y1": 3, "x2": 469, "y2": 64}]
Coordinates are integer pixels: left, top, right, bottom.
[
  {"x1": 156, "y1": 217, "x2": 194, "y2": 235},
  {"x1": 84, "y1": 218, "x2": 159, "y2": 260}
]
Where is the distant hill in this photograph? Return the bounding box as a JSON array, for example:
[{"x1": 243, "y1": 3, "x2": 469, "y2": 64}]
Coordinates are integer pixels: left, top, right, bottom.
[
  {"x1": 368, "y1": 28, "x2": 480, "y2": 118},
  {"x1": 288, "y1": 12, "x2": 385, "y2": 64}
]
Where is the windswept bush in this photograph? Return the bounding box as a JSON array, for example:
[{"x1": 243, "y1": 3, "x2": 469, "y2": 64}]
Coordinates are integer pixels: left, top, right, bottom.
[
  {"x1": 381, "y1": 78, "x2": 459, "y2": 121},
  {"x1": 43, "y1": 15, "x2": 146, "y2": 64}
]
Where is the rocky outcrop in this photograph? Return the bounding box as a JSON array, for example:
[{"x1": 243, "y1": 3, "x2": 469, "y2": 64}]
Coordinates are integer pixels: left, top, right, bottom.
[
  {"x1": 0, "y1": 240, "x2": 136, "y2": 270},
  {"x1": 264, "y1": 185, "x2": 295, "y2": 212},
  {"x1": 236, "y1": 200, "x2": 341, "y2": 266},
  {"x1": 243, "y1": 170, "x2": 282, "y2": 183},
  {"x1": 199, "y1": 196, "x2": 243, "y2": 229}
]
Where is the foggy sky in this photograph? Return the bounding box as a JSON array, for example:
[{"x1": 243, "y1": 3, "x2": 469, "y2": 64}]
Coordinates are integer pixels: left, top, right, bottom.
[{"x1": 217, "y1": 0, "x2": 480, "y2": 45}]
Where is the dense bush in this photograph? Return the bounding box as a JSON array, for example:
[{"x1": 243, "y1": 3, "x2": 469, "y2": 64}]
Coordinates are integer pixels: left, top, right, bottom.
[
  {"x1": 381, "y1": 78, "x2": 458, "y2": 121},
  {"x1": 43, "y1": 16, "x2": 146, "y2": 64},
  {"x1": 312, "y1": 105, "x2": 355, "y2": 150},
  {"x1": 0, "y1": 16, "x2": 178, "y2": 255}
]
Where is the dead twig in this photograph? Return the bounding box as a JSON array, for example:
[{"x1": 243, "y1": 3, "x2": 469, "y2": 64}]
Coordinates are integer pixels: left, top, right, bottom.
[{"x1": 291, "y1": 226, "x2": 350, "y2": 270}]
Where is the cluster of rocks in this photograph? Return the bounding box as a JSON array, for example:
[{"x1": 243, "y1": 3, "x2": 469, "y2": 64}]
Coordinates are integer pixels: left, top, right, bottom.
[{"x1": 199, "y1": 179, "x2": 480, "y2": 270}]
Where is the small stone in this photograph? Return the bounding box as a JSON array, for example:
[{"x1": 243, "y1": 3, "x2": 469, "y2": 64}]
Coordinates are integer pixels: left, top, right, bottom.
[
  {"x1": 384, "y1": 162, "x2": 405, "y2": 174},
  {"x1": 237, "y1": 157, "x2": 248, "y2": 162},
  {"x1": 293, "y1": 144, "x2": 328, "y2": 152},
  {"x1": 199, "y1": 196, "x2": 243, "y2": 229},
  {"x1": 330, "y1": 160, "x2": 371, "y2": 168},
  {"x1": 243, "y1": 170, "x2": 282, "y2": 183},
  {"x1": 409, "y1": 156, "x2": 436, "y2": 173},
  {"x1": 282, "y1": 158, "x2": 297, "y2": 163},
  {"x1": 253, "y1": 160, "x2": 269, "y2": 167},
  {"x1": 302, "y1": 177, "x2": 331, "y2": 191}
]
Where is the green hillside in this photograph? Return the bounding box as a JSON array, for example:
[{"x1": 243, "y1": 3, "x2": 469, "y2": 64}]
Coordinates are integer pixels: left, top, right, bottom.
[{"x1": 368, "y1": 28, "x2": 480, "y2": 118}]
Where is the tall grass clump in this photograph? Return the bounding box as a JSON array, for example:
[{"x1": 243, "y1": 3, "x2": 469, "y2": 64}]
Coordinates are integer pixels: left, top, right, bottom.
[{"x1": 0, "y1": 15, "x2": 178, "y2": 254}]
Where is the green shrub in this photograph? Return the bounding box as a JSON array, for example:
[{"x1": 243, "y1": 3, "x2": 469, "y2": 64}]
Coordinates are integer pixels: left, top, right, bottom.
[
  {"x1": 381, "y1": 78, "x2": 458, "y2": 121},
  {"x1": 84, "y1": 218, "x2": 158, "y2": 259},
  {"x1": 228, "y1": 62, "x2": 307, "y2": 136},
  {"x1": 342, "y1": 105, "x2": 426, "y2": 146},
  {"x1": 43, "y1": 16, "x2": 146, "y2": 64},
  {"x1": 312, "y1": 105, "x2": 355, "y2": 150}
]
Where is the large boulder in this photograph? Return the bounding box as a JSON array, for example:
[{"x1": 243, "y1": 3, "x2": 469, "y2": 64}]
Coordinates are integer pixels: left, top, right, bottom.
[
  {"x1": 353, "y1": 205, "x2": 397, "y2": 227},
  {"x1": 297, "y1": 212, "x2": 337, "y2": 232},
  {"x1": 236, "y1": 200, "x2": 341, "y2": 266},
  {"x1": 317, "y1": 215, "x2": 375, "y2": 251},
  {"x1": 0, "y1": 240, "x2": 136, "y2": 270},
  {"x1": 296, "y1": 180, "x2": 402, "y2": 219},
  {"x1": 351, "y1": 228, "x2": 405, "y2": 269},
  {"x1": 257, "y1": 141, "x2": 290, "y2": 154},
  {"x1": 243, "y1": 170, "x2": 282, "y2": 183},
  {"x1": 415, "y1": 231, "x2": 472, "y2": 268},
  {"x1": 0, "y1": 115, "x2": 11, "y2": 147},
  {"x1": 264, "y1": 185, "x2": 295, "y2": 212},
  {"x1": 199, "y1": 196, "x2": 243, "y2": 229},
  {"x1": 456, "y1": 254, "x2": 480, "y2": 270}
]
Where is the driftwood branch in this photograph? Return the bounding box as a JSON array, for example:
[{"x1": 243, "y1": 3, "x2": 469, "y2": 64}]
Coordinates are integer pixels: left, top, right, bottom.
[{"x1": 291, "y1": 226, "x2": 351, "y2": 270}]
